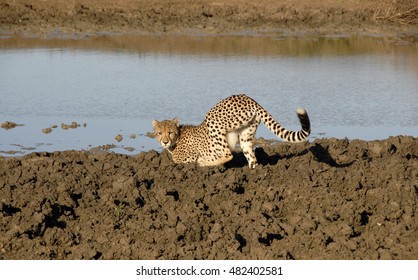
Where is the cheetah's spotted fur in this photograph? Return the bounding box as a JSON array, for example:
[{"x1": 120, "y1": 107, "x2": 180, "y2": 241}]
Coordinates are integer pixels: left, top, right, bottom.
[{"x1": 152, "y1": 94, "x2": 311, "y2": 168}]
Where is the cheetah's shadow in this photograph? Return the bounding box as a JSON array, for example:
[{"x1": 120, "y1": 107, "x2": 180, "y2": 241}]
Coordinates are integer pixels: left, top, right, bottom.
[
  {"x1": 225, "y1": 143, "x2": 354, "y2": 168},
  {"x1": 225, "y1": 147, "x2": 308, "y2": 168}
]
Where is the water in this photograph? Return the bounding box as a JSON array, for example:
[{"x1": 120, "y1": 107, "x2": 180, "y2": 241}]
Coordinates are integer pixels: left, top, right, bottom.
[{"x1": 1, "y1": 35, "x2": 417, "y2": 155}]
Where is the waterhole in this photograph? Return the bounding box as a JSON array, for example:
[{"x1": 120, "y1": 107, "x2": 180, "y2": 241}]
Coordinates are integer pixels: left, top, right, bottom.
[{"x1": 1, "y1": 35, "x2": 417, "y2": 155}]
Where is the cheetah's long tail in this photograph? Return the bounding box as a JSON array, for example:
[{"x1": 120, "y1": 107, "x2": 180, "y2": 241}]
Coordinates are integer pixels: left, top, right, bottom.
[{"x1": 259, "y1": 108, "x2": 311, "y2": 143}]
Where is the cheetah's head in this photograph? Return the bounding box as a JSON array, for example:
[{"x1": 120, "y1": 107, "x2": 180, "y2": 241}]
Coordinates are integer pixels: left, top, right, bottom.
[{"x1": 152, "y1": 118, "x2": 180, "y2": 150}]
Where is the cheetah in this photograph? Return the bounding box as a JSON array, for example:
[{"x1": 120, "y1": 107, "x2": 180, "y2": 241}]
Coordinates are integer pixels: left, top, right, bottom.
[{"x1": 152, "y1": 94, "x2": 311, "y2": 168}]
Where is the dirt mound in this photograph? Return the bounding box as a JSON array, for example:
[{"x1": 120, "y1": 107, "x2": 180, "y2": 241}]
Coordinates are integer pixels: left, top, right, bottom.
[
  {"x1": 0, "y1": 0, "x2": 417, "y2": 38},
  {"x1": 1, "y1": 136, "x2": 416, "y2": 259}
]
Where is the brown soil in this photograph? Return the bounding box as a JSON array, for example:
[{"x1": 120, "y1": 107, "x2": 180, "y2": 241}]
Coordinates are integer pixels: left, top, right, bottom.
[
  {"x1": 0, "y1": 0, "x2": 417, "y2": 39},
  {"x1": 1, "y1": 137, "x2": 417, "y2": 260}
]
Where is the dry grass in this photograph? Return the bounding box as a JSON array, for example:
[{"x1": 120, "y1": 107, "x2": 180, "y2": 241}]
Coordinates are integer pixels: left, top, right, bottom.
[{"x1": 373, "y1": 0, "x2": 418, "y2": 25}]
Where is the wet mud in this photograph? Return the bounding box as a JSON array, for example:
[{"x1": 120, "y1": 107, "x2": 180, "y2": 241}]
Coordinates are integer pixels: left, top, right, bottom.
[{"x1": 1, "y1": 136, "x2": 417, "y2": 259}]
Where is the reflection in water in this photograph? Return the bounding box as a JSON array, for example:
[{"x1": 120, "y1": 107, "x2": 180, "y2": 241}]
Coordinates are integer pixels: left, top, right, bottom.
[
  {"x1": 2, "y1": 34, "x2": 418, "y2": 59},
  {"x1": 0, "y1": 35, "x2": 417, "y2": 155}
]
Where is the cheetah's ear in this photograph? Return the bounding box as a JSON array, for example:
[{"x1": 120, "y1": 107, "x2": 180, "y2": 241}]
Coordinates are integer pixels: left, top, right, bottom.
[
  {"x1": 172, "y1": 118, "x2": 179, "y2": 127},
  {"x1": 152, "y1": 119, "x2": 159, "y2": 129}
]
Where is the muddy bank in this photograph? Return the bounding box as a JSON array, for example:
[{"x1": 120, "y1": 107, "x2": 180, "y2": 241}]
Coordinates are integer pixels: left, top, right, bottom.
[
  {"x1": 0, "y1": 0, "x2": 417, "y2": 39},
  {"x1": 0, "y1": 136, "x2": 417, "y2": 259}
]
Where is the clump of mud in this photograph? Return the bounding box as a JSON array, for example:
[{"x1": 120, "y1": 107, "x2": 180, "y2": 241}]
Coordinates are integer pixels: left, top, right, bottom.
[
  {"x1": 1, "y1": 121, "x2": 23, "y2": 130},
  {"x1": 41, "y1": 122, "x2": 85, "y2": 134},
  {"x1": 42, "y1": 127, "x2": 53, "y2": 134},
  {"x1": 61, "y1": 122, "x2": 79, "y2": 130},
  {"x1": 114, "y1": 134, "x2": 123, "y2": 142},
  {"x1": 0, "y1": 136, "x2": 417, "y2": 260}
]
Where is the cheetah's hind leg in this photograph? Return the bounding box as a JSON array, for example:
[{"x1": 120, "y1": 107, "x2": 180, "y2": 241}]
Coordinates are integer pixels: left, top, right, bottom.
[
  {"x1": 198, "y1": 133, "x2": 234, "y2": 166},
  {"x1": 239, "y1": 121, "x2": 259, "y2": 169},
  {"x1": 197, "y1": 153, "x2": 233, "y2": 167}
]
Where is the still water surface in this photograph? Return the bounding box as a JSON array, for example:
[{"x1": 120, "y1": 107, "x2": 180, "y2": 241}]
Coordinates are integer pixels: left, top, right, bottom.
[{"x1": 0, "y1": 35, "x2": 417, "y2": 155}]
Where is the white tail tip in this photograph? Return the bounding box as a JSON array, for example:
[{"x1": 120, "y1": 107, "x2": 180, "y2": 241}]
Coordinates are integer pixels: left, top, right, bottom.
[{"x1": 296, "y1": 108, "x2": 306, "y2": 115}]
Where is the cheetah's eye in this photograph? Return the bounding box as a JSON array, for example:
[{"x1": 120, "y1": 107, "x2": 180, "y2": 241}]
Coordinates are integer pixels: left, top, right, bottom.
[{"x1": 157, "y1": 131, "x2": 162, "y2": 135}]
